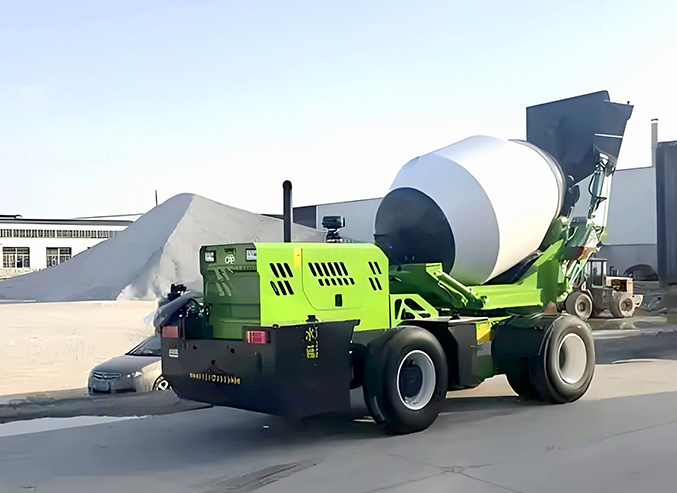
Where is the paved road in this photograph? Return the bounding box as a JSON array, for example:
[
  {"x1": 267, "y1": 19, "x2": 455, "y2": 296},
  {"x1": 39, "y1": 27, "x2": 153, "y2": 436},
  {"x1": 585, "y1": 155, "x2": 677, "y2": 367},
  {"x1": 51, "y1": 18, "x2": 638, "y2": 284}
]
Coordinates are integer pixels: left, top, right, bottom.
[{"x1": 1, "y1": 331, "x2": 677, "y2": 493}]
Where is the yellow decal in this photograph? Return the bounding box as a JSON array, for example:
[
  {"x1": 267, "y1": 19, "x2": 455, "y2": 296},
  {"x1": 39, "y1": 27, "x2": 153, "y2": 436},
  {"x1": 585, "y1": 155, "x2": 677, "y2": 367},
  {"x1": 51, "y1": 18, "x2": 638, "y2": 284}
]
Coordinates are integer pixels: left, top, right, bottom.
[
  {"x1": 306, "y1": 346, "x2": 318, "y2": 359},
  {"x1": 294, "y1": 248, "x2": 301, "y2": 268},
  {"x1": 476, "y1": 322, "x2": 492, "y2": 344},
  {"x1": 305, "y1": 326, "x2": 319, "y2": 359}
]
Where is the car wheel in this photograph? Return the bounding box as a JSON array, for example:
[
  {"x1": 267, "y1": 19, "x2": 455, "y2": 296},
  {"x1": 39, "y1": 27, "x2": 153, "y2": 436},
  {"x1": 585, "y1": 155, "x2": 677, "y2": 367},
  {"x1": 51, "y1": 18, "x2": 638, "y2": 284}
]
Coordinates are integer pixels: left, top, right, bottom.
[{"x1": 153, "y1": 375, "x2": 171, "y2": 391}]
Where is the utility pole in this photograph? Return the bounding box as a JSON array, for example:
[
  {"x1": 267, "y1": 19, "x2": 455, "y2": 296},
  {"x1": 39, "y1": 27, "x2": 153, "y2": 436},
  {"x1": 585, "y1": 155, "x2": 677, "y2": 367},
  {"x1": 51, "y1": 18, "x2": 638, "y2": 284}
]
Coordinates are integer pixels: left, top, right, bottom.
[{"x1": 155, "y1": 190, "x2": 158, "y2": 207}]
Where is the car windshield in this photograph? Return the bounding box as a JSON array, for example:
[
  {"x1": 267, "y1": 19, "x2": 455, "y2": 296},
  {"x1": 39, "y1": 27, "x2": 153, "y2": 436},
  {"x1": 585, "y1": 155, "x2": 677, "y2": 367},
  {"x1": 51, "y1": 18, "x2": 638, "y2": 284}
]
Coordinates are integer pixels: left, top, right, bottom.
[{"x1": 127, "y1": 334, "x2": 161, "y2": 357}]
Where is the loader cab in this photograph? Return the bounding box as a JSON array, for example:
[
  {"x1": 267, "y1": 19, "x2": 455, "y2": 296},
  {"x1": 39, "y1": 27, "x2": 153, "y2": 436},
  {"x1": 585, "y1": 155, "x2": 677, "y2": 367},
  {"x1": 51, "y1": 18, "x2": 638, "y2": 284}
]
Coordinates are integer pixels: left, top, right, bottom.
[
  {"x1": 586, "y1": 258, "x2": 607, "y2": 289},
  {"x1": 586, "y1": 258, "x2": 633, "y2": 292}
]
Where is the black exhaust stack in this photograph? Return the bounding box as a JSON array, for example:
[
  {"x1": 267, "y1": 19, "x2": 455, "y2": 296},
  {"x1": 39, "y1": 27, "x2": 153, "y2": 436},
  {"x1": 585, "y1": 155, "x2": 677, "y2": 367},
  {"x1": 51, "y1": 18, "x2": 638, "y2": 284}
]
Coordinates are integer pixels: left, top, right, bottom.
[{"x1": 283, "y1": 180, "x2": 292, "y2": 242}]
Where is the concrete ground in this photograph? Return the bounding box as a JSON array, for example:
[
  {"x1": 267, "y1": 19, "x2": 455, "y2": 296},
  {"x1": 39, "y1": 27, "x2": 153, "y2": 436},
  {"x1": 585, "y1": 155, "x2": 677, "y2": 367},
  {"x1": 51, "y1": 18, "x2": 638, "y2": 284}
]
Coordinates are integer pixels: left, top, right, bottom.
[
  {"x1": 0, "y1": 389, "x2": 210, "y2": 423},
  {"x1": 1, "y1": 329, "x2": 677, "y2": 492}
]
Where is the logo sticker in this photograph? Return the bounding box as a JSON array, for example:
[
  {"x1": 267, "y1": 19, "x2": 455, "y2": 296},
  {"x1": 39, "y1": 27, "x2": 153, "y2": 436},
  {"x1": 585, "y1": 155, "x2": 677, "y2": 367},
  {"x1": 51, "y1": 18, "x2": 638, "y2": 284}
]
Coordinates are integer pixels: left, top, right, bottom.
[
  {"x1": 168, "y1": 348, "x2": 179, "y2": 358},
  {"x1": 305, "y1": 326, "x2": 319, "y2": 359}
]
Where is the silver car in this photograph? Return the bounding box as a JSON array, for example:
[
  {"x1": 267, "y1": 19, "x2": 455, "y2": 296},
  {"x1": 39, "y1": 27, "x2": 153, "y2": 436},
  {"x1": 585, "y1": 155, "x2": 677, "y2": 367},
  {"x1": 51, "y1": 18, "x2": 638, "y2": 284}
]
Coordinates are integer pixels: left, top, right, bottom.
[{"x1": 88, "y1": 334, "x2": 169, "y2": 394}]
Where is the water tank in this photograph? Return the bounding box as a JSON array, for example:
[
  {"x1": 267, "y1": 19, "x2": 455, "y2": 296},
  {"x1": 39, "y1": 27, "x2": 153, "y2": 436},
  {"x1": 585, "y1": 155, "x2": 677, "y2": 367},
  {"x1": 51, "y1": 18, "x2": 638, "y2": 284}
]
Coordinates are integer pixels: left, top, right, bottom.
[{"x1": 374, "y1": 135, "x2": 566, "y2": 285}]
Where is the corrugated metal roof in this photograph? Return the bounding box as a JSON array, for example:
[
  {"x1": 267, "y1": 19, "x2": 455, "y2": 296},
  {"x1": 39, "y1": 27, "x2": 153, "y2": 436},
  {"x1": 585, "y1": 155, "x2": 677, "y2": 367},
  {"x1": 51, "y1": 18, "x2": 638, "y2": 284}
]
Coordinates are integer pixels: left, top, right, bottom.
[{"x1": 0, "y1": 217, "x2": 133, "y2": 226}]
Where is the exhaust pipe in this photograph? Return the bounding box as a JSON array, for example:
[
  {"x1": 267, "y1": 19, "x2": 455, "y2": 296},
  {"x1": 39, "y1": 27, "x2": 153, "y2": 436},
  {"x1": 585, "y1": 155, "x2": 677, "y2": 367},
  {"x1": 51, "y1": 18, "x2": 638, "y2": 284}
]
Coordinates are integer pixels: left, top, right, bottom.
[{"x1": 283, "y1": 180, "x2": 292, "y2": 242}]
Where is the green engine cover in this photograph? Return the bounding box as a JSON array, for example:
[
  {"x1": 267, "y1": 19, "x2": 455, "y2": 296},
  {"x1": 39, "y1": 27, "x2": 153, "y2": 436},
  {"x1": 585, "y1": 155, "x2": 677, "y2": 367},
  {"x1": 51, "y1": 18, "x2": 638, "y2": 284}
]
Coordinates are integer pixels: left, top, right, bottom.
[{"x1": 200, "y1": 242, "x2": 391, "y2": 339}]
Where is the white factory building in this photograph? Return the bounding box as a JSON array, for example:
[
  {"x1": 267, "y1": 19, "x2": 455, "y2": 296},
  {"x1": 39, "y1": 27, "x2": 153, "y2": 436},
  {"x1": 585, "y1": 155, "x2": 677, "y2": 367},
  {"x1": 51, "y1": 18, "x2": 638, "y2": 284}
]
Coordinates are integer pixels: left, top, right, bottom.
[
  {"x1": 593, "y1": 166, "x2": 657, "y2": 273},
  {"x1": 0, "y1": 215, "x2": 137, "y2": 280}
]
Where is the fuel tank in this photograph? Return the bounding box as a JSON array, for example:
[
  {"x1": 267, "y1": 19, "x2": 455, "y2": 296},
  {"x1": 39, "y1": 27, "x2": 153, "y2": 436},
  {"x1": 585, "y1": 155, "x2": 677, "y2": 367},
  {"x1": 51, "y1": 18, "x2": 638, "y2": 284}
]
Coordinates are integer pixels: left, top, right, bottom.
[{"x1": 374, "y1": 135, "x2": 566, "y2": 285}]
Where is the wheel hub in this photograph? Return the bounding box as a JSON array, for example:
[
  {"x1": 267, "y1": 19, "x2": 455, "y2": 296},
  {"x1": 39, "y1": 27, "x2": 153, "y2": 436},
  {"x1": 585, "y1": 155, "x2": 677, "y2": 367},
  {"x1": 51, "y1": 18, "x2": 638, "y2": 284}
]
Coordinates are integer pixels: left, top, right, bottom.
[
  {"x1": 396, "y1": 350, "x2": 436, "y2": 410},
  {"x1": 557, "y1": 333, "x2": 588, "y2": 384},
  {"x1": 399, "y1": 366, "x2": 423, "y2": 398}
]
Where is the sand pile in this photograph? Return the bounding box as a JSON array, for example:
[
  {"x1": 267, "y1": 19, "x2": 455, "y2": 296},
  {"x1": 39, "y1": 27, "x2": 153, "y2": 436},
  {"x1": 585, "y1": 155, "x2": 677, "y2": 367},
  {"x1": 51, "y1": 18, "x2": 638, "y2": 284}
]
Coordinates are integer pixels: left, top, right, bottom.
[{"x1": 0, "y1": 194, "x2": 326, "y2": 301}]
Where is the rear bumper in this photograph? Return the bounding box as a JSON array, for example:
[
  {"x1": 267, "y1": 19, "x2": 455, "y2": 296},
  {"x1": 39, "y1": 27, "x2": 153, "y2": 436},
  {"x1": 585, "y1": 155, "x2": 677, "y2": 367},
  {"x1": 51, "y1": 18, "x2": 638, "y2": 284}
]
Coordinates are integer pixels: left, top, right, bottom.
[{"x1": 161, "y1": 320, "x2": 357, "y2": 417}]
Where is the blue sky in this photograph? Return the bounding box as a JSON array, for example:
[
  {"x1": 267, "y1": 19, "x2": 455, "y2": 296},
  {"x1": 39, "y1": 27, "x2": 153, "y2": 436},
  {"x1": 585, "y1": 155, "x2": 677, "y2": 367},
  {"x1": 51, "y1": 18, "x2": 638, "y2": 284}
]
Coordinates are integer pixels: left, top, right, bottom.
[{"x1": 1, "y1": 0, "x2": 675, "y2": 217}]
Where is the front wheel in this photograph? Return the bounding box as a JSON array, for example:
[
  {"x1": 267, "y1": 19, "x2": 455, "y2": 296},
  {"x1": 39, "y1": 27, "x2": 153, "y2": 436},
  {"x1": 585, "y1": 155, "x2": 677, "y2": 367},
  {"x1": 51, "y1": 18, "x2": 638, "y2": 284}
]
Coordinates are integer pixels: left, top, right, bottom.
[
  {"x1": 505, "y1": 359, "x2": 539, "y2": 400},
  {"x1": 494, "y1": 314, "x2": 595, "y2": 404},
  {"x1": 532, "y1": 316, "x2": 595, "y2": 403},
  {"x1": 363, "y1": 327, "x2": 448, "y2": 434}
]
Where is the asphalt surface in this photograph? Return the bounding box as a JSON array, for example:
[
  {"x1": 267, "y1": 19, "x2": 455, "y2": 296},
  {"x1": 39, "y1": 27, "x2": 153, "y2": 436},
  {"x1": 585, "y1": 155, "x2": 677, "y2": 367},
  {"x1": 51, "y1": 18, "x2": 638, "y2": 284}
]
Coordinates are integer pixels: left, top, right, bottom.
[
  {"x1": 0, "y1": 389, "x2": 210, "y2": 423},
  {"x1": 1, "y1": 328, "x2": 677, "y2": 493}
]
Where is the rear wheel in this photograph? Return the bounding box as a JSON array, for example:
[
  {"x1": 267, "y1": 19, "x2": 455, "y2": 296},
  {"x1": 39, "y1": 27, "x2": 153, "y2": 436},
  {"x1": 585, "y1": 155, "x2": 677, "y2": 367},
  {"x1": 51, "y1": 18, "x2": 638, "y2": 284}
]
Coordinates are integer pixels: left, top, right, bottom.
[
  {"x1": 363, "y1": 327, "x2": 448, "y2": 434},
  {"x1": 565, "y1": 291, "x2": 593, "y2": 321},
  {"x1": 609, "y1": 291, "x2": 635, "y2": 318}
]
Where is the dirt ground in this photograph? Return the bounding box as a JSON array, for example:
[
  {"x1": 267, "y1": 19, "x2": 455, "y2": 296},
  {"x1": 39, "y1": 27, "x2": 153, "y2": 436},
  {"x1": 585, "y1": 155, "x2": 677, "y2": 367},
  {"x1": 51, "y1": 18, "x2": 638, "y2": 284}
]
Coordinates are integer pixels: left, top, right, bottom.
[
  {"x1": 0, "y1": 301, "x2": 157, "y2": 395},
  {"x1": 0, "y1": 301, "x2": 670, "y2": 398}
]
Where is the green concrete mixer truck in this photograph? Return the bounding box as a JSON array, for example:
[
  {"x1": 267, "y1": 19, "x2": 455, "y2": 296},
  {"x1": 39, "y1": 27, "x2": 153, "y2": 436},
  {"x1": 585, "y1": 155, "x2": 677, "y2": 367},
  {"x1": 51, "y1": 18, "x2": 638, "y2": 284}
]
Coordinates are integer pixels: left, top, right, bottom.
[{"x1": 157, "y1": 91, "x2": 633, "y2": 434}]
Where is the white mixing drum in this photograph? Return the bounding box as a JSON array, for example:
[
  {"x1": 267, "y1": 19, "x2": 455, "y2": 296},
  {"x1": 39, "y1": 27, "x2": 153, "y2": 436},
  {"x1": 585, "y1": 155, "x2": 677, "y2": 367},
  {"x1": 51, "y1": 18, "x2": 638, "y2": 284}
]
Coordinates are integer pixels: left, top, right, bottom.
[{"x1": 374, "y1": 135, "x2": 566, "y2": 285}]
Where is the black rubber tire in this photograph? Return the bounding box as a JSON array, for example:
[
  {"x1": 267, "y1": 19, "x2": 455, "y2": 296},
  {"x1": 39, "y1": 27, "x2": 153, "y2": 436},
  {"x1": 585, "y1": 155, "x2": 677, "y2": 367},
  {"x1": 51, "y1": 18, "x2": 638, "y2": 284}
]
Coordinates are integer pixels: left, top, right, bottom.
[
  {"x1": 505, "y1": 358, "x2": 540, "y2": 400},
  {"x1": 349, "y1": 344, "x2": 367, "y2": 389},
  {"x1": 152, "y1": 375, "x2": 171, "y2": 391},
  {"x1": 363, "y1": 327, "x2": 448, "y2": 434},
  {"x1": 609, "y1": 291, "x2": 635, "y2": 318},
  {"x1": 532, "y1": 316, "x2": 595, "y2": 403},
  {"x1": 565, "y1": 291, "x2": 593, "y2": 321}
]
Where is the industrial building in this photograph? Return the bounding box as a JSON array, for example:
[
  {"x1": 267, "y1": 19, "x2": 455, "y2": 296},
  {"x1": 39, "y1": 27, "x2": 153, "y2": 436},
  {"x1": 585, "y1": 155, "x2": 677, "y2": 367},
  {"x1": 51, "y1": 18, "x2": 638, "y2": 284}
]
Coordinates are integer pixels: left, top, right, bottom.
[{"x1": 0, "y1": 215, "x2": 136, "y2": 280}]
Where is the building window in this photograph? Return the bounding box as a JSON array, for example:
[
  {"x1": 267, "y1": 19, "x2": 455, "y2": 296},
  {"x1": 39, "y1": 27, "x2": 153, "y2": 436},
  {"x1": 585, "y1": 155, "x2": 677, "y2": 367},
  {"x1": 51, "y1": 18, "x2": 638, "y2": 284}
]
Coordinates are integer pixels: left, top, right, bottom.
[
  {"x1": 0, "y1": 228, "x2": 120, "y2": 239},
  {"x1": 3, "y1": 247, "x2": 30, "y2": 268},
  {"x1": 46, "y1": 247, "x2": 72, "y2": 267}
]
